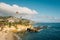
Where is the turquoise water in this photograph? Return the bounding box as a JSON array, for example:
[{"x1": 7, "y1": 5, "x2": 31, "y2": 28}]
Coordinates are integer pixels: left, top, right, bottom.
[{"x1": 22, "y1": 23, "x2": 60, "y2": 40}]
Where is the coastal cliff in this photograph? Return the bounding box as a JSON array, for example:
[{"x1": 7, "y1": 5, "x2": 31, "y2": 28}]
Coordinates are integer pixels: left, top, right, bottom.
[
  {"x1": 0, "y1": 16, "x2": 42, "y2": 40},
  {"x1": 0, "y1": 16, "x2": 34, "y2": 40}
]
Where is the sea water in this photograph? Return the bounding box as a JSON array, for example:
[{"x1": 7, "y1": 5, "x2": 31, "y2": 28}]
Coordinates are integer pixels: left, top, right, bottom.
[{"x1": 21, "y1": 23, "x2": 60, "y2": 40}]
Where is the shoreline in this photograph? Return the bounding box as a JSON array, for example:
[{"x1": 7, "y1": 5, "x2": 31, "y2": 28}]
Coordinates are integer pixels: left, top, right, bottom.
[
  {"x1": 0, "y1": 25, "x2": 33, "y2": 40},
  {"x1": 0, "y1": 31, "x2": 20, "y2": 40}
]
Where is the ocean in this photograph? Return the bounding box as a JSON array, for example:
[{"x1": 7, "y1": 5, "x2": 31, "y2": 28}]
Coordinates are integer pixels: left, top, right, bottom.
[{"x1": 20, "y1": 23, "x2": 60, "y2": 40}]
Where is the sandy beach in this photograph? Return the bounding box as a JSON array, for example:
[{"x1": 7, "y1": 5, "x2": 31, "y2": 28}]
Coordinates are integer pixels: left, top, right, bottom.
[
  {"x1": 0, "y1": 31, "x2": 20, "y2": 40},
  {"x1": 0, "y1": 25, "x2": 32, "y2": 40}
]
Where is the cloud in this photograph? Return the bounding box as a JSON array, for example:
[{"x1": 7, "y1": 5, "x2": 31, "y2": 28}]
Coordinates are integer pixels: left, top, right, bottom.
[
  {"x1": 0, "y1": 2, "x2": 60, "y2": 22},
  {"x1": 31, "y1": 15, "x2": 60, "y2": 22},
  {"x1": 32, "y1": 15, "x2": 55, "y2": 19},
  {"x1": 0, "y1": 2, "x2": 38, "y2": 16}
]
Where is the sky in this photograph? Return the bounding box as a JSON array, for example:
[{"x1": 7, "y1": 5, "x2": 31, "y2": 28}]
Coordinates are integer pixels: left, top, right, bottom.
[{"x1": 0, "y1": 0, "x2": 60, "y2": 23}]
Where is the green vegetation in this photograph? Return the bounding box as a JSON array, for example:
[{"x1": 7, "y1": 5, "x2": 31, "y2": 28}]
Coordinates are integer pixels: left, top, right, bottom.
[{"x1": 0, "y1": 16, "x2": 34, "y2": 27}]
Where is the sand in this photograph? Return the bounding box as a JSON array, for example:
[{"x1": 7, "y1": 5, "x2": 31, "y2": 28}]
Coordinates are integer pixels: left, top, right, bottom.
[
  {"x1": 0, "y1": 31, "x2": 20, "y2": 40},
  {"x1": 0, "y1": 25, "x2": 33, "y2": 40}
]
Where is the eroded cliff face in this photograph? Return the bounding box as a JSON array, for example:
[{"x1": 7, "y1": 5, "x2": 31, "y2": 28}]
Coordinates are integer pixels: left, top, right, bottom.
[
  {"x1": 0, "y1": 31, "x2": 21, "y2": 40},
  {"x1": 0, "y1": 16, "x2": 34, "y2": 40}
]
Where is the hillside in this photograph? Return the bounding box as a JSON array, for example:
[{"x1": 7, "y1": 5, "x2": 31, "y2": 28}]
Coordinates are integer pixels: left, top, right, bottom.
[
  {"x1": 0, "y1": 16, "x2": 34, "y2": 26},
  {"x1": 0, "y1": 16, "x2": 34, "y2": 32}
]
